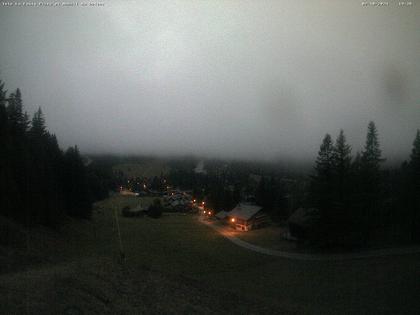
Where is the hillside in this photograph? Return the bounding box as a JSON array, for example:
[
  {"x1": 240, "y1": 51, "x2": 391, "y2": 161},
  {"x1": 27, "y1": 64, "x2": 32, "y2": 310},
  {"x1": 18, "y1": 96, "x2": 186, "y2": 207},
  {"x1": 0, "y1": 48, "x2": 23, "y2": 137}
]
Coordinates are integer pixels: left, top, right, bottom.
[
  {"x1": 1, "y1": 196, "x2": 420, "y2": 314},
  {"x1": 0, "y1": 207, "x2": 281, "y2": 314}
]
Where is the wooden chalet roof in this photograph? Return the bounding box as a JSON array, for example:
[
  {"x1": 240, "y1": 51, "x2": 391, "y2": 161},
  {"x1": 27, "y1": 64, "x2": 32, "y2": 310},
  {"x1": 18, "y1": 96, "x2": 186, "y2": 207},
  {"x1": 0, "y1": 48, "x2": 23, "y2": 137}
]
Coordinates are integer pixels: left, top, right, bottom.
[{"x1": 228, "y1": 203, "x2": 263, "y2": 221}]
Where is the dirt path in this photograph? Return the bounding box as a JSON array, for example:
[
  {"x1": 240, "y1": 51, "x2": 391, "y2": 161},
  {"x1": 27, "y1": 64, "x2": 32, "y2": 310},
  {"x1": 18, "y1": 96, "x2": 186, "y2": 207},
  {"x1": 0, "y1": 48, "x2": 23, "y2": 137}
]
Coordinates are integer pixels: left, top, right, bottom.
[{"x1": 198, "y1": 217, "x2": 420, "y2": 261}]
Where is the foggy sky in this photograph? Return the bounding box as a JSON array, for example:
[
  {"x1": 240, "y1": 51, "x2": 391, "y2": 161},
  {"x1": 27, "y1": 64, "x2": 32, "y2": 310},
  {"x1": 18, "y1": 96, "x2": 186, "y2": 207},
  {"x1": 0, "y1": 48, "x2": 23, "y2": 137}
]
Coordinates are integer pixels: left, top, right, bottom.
[{"x1": 0, "y1": 1, "x2": 419, "y2": 163}]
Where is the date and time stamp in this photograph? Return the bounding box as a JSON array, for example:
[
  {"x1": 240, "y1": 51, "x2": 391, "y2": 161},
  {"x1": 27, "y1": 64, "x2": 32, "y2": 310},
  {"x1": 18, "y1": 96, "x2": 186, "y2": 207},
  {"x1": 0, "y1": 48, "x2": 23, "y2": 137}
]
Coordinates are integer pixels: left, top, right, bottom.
[
  {"x1": 1, "y1": 2, "x2": 104, "y2": 7},
  {"x1": 362, "y1": 1, "x2": 413, "y2": 6},
  {"x1": 0, "y1": 1, "x2": 415, "y2": 8}
]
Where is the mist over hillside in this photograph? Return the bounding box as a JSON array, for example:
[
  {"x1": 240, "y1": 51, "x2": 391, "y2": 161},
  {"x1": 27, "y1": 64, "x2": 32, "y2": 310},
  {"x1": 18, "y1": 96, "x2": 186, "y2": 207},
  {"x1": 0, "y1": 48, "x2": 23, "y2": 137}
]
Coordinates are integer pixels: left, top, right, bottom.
[{"x1": 0, "y1": 1, "x2": 419, "y2": 162}]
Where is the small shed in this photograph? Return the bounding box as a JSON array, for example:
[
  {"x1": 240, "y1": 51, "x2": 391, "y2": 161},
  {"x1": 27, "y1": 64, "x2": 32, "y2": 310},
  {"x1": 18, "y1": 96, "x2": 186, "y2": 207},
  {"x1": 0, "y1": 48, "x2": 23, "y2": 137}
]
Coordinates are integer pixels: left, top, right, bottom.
[{"x1": 228, "y1": 203, "x2": 267, "y2": 231}]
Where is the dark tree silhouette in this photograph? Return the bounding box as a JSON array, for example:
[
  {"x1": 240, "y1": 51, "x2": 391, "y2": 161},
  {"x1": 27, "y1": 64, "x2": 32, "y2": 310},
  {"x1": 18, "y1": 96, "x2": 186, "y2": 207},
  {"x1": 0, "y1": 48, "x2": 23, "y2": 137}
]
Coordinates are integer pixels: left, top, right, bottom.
[
  {"x1": 0, "y1": 79, "x2": 101, "y2": 225},
  {"x1": 30, "y1": 107, "x2": 46, "y2": 136},
  {"x1": 359, "y1": 121, "x2": 384, "y2": 199},
  {"x1": 311, "y1": 133, "x2": 334, "y2": 210},
  {"x1": 358, "y1": 121, "x2": 384, "y2": 240},
  {"x1": 7, "y1": 88, "x2": 28, "y2": 135},
  {"x1": 62, "y1": 146, "x2": 92, "y2": 219},
  {"x1": 332, "y1": 130, "x2": 352, "y2": 206},
  {"x1": 361, "y1": 121, "x2": 383, "y2": 172},
  {"x1": 407, "y1": 130, "x2": 420, "y2": 240}
]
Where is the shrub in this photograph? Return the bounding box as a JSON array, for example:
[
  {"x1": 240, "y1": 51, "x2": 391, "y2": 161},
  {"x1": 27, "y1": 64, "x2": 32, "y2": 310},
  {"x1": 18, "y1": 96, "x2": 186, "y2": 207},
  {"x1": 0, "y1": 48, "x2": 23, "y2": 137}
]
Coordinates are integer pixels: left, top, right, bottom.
[
  {"x1": 147, "y1": 199, "x2": 163, "y2": 218},
  {"x1": 121, "y1": 206, "x2": 132, "y2": 217}
]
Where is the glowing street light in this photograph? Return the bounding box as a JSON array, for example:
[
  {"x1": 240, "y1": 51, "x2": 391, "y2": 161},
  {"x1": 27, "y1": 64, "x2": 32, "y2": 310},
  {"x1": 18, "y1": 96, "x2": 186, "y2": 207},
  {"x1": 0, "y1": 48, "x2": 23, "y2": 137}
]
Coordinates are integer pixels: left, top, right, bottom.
[{"x1": 231, "y1": 218, "x2": 235, "y2": 223}]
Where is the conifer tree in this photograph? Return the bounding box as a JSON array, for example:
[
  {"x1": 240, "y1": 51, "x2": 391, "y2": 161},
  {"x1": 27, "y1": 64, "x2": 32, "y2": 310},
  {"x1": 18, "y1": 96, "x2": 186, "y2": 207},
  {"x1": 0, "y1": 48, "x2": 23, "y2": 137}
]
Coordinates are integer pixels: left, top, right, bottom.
[
  {"x1": 0, "y1": 80, "x2": 6, "y2": 108},
  {"x1": 361, "y1": 121, "x2": 383, "y2": 172},
  {"x1": 332, "y1": 130, "x2": 352, "y2": 205},
  {"x1": 30, "y1": 107, "x2": 46, "y2": 137},
  {"x1": 359, "y1": 121, "x2": 384, "y2": 196},
  {"x1": 0, "y1": 80, "x2": 7, "y2": 134},
  {"x1": 63, "y1": 146, "x2": 92, "y2": 219},
  {"x1": 315, "y1": 134, "x2": 334, "y2": 180},
  {"x1": 0, "y1": 78, "x2": 97, "y2": 224},
  {"x1": 357, "y1": 121, "x2": 384, "y2": 241},
  {"x1": 409, "y1": 130, "x2": 420, "y2": 171},
  {"x1": 0, "y1": 81, "x2": 11, "y2": 217},
  {"x1": 7, "y1": 88, "x2": 28, "y2": 134},
  {"x1": 407, "y1": 130, "x2": 420, "y2": 240},
  {"x1": 311, "y1": 134, "x2": 335, "y2": 210}
]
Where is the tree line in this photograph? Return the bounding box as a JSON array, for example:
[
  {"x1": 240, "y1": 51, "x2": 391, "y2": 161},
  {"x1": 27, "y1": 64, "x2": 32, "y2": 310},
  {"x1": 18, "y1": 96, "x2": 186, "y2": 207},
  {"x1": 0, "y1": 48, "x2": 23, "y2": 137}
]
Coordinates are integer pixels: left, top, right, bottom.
[
  {"x1": 309, "y1": 121, "x2": 420, "y2": 246},
  {"x1": 0, "y1": 80, "x2": 107, "y2": 226},
  {"x1": 166, "y1": 122, "x2": 420, "y2": 247}
]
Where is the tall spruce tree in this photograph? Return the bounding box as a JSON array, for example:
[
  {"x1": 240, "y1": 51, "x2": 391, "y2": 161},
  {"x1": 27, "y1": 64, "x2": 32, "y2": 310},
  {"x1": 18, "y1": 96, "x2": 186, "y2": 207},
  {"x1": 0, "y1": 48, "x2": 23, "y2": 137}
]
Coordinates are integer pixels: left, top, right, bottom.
[
  {"x1": 0, "y1": 80, "x2": 7, "y2": 138},
  {"x1": 0, "y1": 81, "x2": 11, "y2": 217},
  {"x1": 358, "y1": 121, "x2": 384, "y2": 242},
  {"x1": 315, "y1": 134, "x2": 334, "y2": 179},
  {"x1": 5, "y1": 88, "x2": 30, "y2": 221},
  {"x1": 332, "y1": 130, "x2": 352, "y2": 205},
  {"x1": 30, "y1": 107, "x2": 47, "y2": 137},
  {"x1": 0, "y1": 80, "x2": 6, "y2": 108},
  {"x1": 360, "y1": 121, "x2": 384, "y2": 196},
  {"x1": 409, "y1": 130, "x2": 420, "y2": 171},
  {"x1": 63, "y1": 146, "x2": 92, "y2": 219},
  {"x1": 407, "y1": 130, "x2": 420, "y2": 240},
  {"x1": 311, "y1": 134, "x2": 334, "y2": 210},
  {"x1": 7, "y1": 88, "x2": 28, "y2": 134},
  {"x1": 361, "y1": 121, "x2": 383, "y2": 172}
]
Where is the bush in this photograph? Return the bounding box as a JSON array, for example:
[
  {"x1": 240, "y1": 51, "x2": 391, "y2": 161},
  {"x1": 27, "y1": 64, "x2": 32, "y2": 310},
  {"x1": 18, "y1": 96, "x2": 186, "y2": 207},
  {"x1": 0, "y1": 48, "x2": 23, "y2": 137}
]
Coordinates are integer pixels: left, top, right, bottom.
[
  {"x1": 122, "y1": 205, "x2": 145, "y2": 217},
  {"x1": 121, "y1": 206, "x2": 131, "y2": 217},
  {"x1": 147, "y1": 199, "x2": 163, "y2": 218}
]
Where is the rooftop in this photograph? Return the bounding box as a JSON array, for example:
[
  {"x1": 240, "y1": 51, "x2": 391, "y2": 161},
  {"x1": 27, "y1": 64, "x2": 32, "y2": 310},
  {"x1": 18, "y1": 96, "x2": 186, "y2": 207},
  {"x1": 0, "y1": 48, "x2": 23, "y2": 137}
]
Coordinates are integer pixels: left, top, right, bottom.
[{"x1": 229, "y1": 203, "x2": 263, "y2": 221}]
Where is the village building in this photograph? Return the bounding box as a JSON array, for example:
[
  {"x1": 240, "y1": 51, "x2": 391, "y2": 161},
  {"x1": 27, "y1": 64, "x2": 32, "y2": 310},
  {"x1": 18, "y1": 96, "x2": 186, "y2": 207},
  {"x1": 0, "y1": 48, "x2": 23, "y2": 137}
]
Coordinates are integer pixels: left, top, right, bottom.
[
  {"x1": 227, "y1": 203, "x2": 268, "y2": 231},
  {"x1": 163, "y1": 190, "x2": 193, "y2": 212}
]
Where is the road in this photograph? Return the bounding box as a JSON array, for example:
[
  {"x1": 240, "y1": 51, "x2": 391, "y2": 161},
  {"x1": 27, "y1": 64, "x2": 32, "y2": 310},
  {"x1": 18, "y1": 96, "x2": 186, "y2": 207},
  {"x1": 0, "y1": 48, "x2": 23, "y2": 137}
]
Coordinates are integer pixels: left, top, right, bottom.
[{"x1": 198, "y1": 216, "x2": 420, "y2": 261}]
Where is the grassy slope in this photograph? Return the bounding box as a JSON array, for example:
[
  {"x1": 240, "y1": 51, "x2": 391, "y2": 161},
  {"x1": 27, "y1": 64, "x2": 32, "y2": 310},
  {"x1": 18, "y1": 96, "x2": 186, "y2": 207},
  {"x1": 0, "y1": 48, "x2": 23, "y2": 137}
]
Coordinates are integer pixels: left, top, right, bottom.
[
  {"x1": 229, "y1": 223, "x2": 302, "y2": 252},
  {"x1": 1, "y1": 195, "x2": 420, "y2": 314},
  {"x1": 97, "y1": 196, "x2": 420, "y2": 314}
]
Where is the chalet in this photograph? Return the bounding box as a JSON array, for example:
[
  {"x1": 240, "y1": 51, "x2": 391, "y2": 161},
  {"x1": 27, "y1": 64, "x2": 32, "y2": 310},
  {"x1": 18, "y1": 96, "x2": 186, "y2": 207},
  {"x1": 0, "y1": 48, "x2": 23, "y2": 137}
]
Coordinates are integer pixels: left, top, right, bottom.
[{"x1": 227, "y1": 203, "x2": 268, "y2": 231}]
